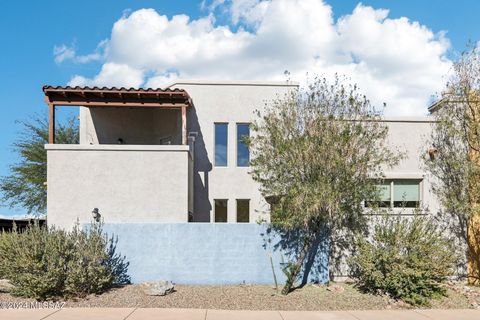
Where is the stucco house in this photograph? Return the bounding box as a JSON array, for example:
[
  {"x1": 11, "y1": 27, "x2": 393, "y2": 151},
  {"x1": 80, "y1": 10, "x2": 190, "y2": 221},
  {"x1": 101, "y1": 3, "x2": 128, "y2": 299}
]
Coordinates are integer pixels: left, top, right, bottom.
[{"x1": 43, "y1": 80, "x2": 438, "y2": 284}]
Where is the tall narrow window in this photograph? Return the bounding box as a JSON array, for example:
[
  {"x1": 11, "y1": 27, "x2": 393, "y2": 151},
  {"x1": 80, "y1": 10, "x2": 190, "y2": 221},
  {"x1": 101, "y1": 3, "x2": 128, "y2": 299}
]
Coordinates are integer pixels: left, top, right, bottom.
[
  {"x1": 215, "y1": 123, "x2": 228, "y2": 167},
  {"x1": 237, "y1": 199, "x2": 250, "y2": 223},
  {"x1": 237, "y1": 123, "x2": 250, "y2": 167},
  {"x1": 214, "y1": 199, "x2": 228, "y2": 223}
]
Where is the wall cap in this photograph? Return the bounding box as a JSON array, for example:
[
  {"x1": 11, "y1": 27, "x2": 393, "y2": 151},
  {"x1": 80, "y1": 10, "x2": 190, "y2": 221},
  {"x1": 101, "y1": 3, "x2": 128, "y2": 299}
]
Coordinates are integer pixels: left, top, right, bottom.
[{"x1": 45, "y1": 144, "x2": 190, "y2": 152}]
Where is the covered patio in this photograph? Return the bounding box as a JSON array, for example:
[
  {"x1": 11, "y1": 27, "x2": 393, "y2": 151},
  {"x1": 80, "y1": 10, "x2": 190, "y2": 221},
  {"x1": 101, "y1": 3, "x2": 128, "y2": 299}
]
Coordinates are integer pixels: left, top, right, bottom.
[{"x1": 43, "y1": 86, "x2": 192, "y2": 145}]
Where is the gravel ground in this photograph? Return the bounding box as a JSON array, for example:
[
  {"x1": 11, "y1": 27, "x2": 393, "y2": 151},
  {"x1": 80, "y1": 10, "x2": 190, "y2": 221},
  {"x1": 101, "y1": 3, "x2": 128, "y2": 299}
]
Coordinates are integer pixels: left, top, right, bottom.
[{"x1": 0, "y1": 283, "x2": 477, "y2": 310}]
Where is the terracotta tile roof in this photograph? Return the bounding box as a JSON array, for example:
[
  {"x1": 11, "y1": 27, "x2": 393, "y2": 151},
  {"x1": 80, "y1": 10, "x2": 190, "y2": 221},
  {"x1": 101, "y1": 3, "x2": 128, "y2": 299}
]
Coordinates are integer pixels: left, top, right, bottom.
[
  {"x1": 42, "y1": 85, "x2": 187, "y2": 94},
  {"x1": 42, "y1": 85, "x2": 192, "y2": 108}
]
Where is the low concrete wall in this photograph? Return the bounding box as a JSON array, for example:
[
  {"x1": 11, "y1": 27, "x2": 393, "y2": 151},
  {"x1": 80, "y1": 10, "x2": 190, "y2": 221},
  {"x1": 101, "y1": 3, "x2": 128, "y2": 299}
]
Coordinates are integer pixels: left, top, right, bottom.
[{"x1": 101, "y1": 223, "x2": 329, "y2": 285}]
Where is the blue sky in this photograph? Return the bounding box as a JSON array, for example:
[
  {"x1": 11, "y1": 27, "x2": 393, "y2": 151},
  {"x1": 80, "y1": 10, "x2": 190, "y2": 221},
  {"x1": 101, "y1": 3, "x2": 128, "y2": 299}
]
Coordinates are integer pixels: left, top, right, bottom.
[{"x1": 0, "y1": 0, "x2": 479, "y2": 216}]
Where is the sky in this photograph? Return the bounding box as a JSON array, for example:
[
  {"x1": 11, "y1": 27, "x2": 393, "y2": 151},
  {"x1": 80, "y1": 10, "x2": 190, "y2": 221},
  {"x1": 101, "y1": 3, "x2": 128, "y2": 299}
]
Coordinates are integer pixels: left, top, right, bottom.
[{"x1": 0, "y1": 0, "x2": 479, "y2": 217}]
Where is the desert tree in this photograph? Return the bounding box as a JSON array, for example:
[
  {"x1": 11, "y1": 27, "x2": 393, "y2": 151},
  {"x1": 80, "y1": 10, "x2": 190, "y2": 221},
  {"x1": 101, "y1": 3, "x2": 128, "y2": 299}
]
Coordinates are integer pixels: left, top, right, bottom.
[
  {"x1": 0, "y1": 115, "x2": 79, "y2": 215},
  {"x1": 248, "y1": 75, "x2": 400, "y2": 294},
  {"x1": 424, "y1": 44, "x2": 480, "y2": 283}
]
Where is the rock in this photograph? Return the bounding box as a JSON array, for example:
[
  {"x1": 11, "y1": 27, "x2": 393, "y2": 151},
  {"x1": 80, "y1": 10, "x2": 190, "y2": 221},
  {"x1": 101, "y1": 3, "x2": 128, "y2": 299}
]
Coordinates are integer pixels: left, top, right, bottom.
[
  {"x1": 141, "y1": 280, "x2": 174, "y2": 296},
  {"x1": 0, "y1": 279, "x2": 14, "y2": 293},
  {"x1": 343, "y1": 277, "x2": 356, "y2": 284}
]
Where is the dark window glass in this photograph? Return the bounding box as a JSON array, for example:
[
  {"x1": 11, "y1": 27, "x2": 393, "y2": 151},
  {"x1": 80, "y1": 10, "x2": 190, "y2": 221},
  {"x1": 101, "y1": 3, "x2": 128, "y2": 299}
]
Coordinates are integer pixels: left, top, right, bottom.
[
  {"x1": 215, "y1": 123, "x2": 228, "y2": 167},
  {"x1": 214, "y1": 199, "x2": 228, "y2": 223},
  {"x1": 237, "y1": 124, "x2": 250, "y2": 167},
  {"x1": 237, "y1": 199, "x2": 250, "y2": 223}
]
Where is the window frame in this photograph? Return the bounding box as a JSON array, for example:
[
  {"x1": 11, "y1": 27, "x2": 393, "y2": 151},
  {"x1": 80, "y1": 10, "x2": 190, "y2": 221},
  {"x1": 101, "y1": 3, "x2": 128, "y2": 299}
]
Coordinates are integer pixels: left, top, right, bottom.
[
  {"x1": 236, "y1": 123, "x2": 250, "y2": 167},
  {"x1": 392, "y1": 179, "x2": 422, "y2": 208},
  {"x1": 365, "y1": 179, "x2": 423, "y2": 209},
  {"x1": 214, "y1": 122, "x2": 228, "y2": 167},
  {"x1": 236, "y1": 199, "x2": 250, "y2": 223},
  {"x1": 214, "y1": 199, "x2": 228, "y2": 223}
]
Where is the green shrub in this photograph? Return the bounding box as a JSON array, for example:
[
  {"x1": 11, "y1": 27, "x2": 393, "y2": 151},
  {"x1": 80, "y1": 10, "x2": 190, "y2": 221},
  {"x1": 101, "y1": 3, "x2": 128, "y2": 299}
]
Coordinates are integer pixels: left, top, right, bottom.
[
  {"x1": 349, "y1": 215, "x2": 457, "y2": 306},
  {"x1": 0, "y1": 221, "x2": 130, "y2": 300}
]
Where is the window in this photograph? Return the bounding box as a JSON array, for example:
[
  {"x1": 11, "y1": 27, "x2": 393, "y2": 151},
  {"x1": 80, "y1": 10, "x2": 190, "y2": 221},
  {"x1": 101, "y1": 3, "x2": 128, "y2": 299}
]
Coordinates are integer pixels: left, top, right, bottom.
[
  {"x1": 366, "y1": 179, "x2": 421, "y2": 208},
  {"x1": 214, "y1": 199, "x2": 228, "y2": 222},
  {"x1": 237, "y1": 123, "x2": 250, "y2": 167},
  {"x1": 366, "y1": 181, "x2": 391, "y2": 208},
  {"x1": 215, "y1": 123, "x2": 228, "y2": 167},
  {"x1": 237, "y1": 199, "x2": 250, "y2": 223},
  {"x1": 393, "y1": 180, "x2": 421, "y2": 208}
]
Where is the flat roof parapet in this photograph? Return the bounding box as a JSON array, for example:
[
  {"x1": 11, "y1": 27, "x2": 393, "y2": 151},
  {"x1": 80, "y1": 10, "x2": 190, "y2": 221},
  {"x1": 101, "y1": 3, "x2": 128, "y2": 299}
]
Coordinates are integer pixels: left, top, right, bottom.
[{"x1": 166, "y1": 79, "x2": 300, "y2": 87}]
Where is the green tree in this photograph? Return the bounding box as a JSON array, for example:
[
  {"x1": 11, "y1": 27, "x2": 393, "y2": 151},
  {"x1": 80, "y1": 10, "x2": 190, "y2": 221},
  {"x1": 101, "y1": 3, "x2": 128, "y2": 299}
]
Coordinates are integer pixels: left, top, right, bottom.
[
  {"x1": 0, "y1": 115, "x2": 79, "y2": 215},
  {"x1": 248, "y1": 75, "x2": 399, "y2": 294},
  {"x1": 424, "y1": 44, "x2": 480, "y2": 283}
]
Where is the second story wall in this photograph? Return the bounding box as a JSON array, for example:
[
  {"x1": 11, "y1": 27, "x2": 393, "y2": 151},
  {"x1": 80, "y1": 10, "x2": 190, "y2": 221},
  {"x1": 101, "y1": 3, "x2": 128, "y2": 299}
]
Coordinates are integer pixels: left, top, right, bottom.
[
  {"x1": 170, "y1": 80, "x2": 299, "y2": 223},
  {"x1": 381, "y1": 118, "x2": 439, "y2": 214},
  {"x1": 173, "y1": 80, "x2": 438, "y2": 221}
]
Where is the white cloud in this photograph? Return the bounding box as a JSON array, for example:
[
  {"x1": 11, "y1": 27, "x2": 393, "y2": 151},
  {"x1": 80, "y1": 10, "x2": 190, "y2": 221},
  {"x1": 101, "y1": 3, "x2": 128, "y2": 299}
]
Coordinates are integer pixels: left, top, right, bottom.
[
  {"x1": 69, "y1": 63, "x2": 144, "y2": 88},
  {"x1": 227, "y1": 0, "x2": 270, "y2": 26},
  {"x1": 62, "y1": 0, "x2": 452, "y2": 115},
  {"x1": 53, "y1": 40, "x2": 106, "y2": 64},
  {"x1": 201, "y1": 0, "x2": 226, "y2": 11},
  {"x1": 53, "y1": 44, "x2": 76, "y2": 64}
]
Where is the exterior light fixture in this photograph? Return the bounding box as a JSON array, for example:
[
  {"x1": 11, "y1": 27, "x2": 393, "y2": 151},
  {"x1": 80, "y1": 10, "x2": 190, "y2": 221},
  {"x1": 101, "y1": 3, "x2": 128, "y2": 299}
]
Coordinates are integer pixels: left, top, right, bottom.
[{"x1": 92, "y1": 208, "x2": 101, "y2": 222}]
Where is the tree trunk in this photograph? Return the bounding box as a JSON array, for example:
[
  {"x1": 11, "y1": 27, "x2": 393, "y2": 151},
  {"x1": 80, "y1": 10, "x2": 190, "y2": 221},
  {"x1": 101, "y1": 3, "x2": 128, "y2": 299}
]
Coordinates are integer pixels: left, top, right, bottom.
[
  {"x1": 468, "y1": 214, "x2": 480, "y2": 284},
  {"x1": 281, "y1": 238, "x2": 311, "y2": 295},
  {"x1": 467, "y1": 133, "x2": 480, "y2": 284}
]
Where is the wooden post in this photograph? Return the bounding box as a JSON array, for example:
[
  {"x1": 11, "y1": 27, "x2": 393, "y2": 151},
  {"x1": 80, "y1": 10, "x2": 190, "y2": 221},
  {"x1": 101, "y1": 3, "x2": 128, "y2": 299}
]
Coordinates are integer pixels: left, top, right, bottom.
[
  {"x1": 49, "y1": 103, "x2": 55, "y2": 144},
  {"x1": 181, "y1": 106, "x2": 187, "y2": 145}
]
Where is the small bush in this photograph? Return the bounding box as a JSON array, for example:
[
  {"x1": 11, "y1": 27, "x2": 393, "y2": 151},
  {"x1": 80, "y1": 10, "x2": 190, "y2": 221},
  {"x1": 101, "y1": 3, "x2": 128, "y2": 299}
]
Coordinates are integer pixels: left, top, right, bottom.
[
  {"x1": 349, "y1": 215, "x2": 456, "y2": 306},
  {"x1": 0, "y1": 221, "x2": 130, "y2": 300}
]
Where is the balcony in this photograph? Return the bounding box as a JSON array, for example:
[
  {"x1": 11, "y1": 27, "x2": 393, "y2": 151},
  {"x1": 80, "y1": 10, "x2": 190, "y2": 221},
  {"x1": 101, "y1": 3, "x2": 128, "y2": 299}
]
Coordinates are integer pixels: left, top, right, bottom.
[
  {"x1": 43, "y1": 86, "x2": 194, "y2": 229},
  {"x1": 46, "y1": 144, "x2": 193, "y2": 229}
]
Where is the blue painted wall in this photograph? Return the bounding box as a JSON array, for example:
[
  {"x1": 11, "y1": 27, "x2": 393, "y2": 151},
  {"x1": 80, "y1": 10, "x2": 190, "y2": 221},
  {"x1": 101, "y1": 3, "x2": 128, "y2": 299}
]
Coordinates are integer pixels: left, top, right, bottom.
[{"x1": 100, "y1": 223, "x2": 329, "y2": 285}]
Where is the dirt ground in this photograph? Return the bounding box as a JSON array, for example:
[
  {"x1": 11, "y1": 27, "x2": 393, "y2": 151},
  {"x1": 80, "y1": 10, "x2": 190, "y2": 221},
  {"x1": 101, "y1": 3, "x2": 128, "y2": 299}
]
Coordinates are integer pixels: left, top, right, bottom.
[{"x1": 1, "y1": 282, "x2": 479, "y2": 310}]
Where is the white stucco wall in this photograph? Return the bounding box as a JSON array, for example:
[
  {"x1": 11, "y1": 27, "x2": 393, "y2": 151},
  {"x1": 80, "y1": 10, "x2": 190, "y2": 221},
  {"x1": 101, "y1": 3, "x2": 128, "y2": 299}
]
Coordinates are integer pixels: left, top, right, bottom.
[
  {"x1": 46, "y1": 144, "x2": 191, "y2": 229},
  {"x1": 169, "y1": 80, "x2": 299, "y2": 223},
  {"x1": 167, "y1": 81, "x2": 438, "y2": 222},
  {"x1": 47, "y1": 80, "x2": 439, "y2": 228},
  {"x1": 382, "y1": 118, "x2": 438, "y2": 214}
]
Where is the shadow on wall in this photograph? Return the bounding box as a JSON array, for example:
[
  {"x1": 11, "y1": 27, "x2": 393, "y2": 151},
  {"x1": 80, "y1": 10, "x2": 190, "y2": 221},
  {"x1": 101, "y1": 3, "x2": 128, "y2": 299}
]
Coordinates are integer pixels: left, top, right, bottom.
[
  {"x1": 188, "y1": 106, "x2": 212, "y2": 222},
  {"x1": 90, "y1": 108, "x2": 182, "y2": 145},
  {"x1": 99, "y1": 223, "x2": 330, "y2": 285},
  {"x1": 261, "y1": 225, "x2": 330, "y2": 286}
]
